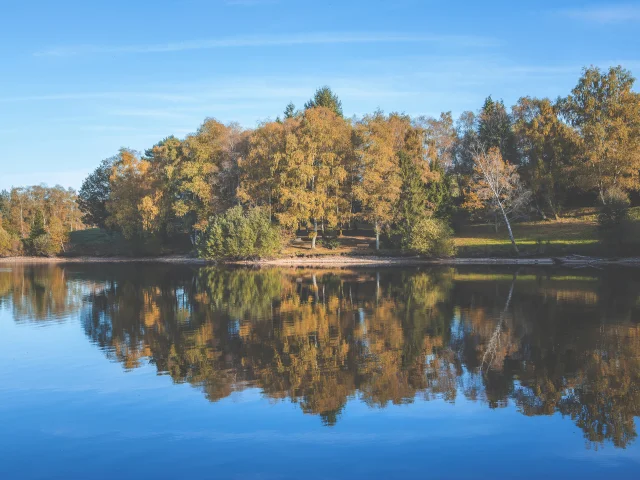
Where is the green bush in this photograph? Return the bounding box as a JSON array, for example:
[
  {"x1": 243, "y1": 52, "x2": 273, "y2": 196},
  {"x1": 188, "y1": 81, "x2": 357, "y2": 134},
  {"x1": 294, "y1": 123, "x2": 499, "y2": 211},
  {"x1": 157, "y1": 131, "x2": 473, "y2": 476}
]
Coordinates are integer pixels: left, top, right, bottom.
[
  {"x1": 597, "y1": 187, "x2": 633, "y2": 253},
  {"x1": 324, "y1": 237, "x2": 340, "y2": 250},
  {"x1": 199, "y1": 206, "x2": 283, "y2": 260},
  {"x1": 316, "y1": 237, "x2": 340, "y2": 249},
  {"x1": 21, "y1": 209, "x2": 59, "y2": 256},
  {"x1": 406, "y1": 216, "x2": 456, "y2": 257},
  {"x1": 29, "y1": 233, "x2": 58, "y2": 257},
  {"x1": 598, "y1": 187, "x2": 630, "y2": 230}
]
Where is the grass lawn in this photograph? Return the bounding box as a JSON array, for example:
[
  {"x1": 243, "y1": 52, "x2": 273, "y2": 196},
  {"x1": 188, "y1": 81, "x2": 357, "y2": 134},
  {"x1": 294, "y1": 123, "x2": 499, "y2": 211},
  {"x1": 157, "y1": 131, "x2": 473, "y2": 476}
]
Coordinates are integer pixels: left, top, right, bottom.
[
  {"x1": 455, "y1": 207, "x2": 640, "y2": 257},
  {"x1": 65, "y1": 207, "x2": 640, "y2": 259},
  {"x1": 454, "y1": 211, "x2": 600, "y2": 257},
  {"x1": 283, "y1": 209, "x2": 606, "y2": 258}
]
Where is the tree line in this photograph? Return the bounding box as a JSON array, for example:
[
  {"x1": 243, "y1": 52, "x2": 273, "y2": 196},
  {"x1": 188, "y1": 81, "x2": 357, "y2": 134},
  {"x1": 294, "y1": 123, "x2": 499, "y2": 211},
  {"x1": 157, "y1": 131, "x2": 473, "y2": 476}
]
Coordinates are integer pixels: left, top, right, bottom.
[
  {"x1": 1, "y1": 65, "x2": 639, "y2": 257},
  {"x1": 0, "y1": 185, "x2": 83, "y2": 256}
]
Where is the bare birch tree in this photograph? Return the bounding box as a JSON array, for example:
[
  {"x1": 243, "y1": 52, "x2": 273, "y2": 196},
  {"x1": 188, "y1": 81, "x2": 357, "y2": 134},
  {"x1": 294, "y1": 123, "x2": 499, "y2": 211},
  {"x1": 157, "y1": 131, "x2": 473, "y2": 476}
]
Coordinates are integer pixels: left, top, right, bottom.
[{"x1": 469, "y1": 146, "x2": 530, "y2": 254}]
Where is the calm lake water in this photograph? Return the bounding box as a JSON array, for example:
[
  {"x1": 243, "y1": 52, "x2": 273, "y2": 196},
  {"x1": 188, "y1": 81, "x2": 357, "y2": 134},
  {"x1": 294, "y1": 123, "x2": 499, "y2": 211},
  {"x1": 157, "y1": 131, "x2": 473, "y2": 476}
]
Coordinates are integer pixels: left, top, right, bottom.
[{"x1": 1, "y1": 264, "x2": 639, "y2": 479}]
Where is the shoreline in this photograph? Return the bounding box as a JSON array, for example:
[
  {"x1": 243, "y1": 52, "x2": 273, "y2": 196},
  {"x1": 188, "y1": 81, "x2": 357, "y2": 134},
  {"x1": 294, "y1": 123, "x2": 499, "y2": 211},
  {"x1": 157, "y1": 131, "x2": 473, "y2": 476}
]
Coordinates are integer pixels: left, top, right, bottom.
[
  {"x1": 0, "y1": 255, "x2": 211, "y2": 265},
  {"x1": 2, "y1": 254, "x2": 640, "y2": 267}
]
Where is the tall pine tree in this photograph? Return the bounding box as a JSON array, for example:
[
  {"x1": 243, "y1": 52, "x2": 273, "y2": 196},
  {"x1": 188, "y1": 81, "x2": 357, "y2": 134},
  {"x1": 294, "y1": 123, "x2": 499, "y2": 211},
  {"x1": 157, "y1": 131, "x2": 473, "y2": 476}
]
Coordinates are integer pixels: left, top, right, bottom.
[{"x1": 394, "y1": 151, "x2": 429, "y2": 247}]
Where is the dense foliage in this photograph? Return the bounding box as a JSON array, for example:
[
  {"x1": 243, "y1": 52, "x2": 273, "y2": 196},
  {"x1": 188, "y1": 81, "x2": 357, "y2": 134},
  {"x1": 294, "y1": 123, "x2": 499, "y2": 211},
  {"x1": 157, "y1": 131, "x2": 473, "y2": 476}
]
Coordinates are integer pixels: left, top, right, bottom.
[
  {"x1": 597, "y1": 187, "x2": 634, "y2": 251},
  {"x1": 198, "y1": 206, "x2": 283, "y2": 259},
  {"x1": 2, "y1": 66, "x2": 640, "y2": 258},
  {"x1": 406, "y1": 216, "x2": 456, "y2": 257},
  {"x1": 0, "y1": 185, "x2": 82, "y2": 256}
]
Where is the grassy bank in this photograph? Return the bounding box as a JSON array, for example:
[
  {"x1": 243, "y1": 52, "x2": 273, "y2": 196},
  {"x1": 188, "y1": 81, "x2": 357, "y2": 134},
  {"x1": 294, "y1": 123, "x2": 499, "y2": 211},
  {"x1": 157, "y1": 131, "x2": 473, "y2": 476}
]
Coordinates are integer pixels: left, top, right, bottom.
[
  {"x1": 454, "y1": 210, "x2": 600, "y2": 257},
  {"x1": 24, "y1": 208, "x2": 640, "y2": 261},
  {"x1": 455, "y1": 207, "x2": 640, "y2": 257}
]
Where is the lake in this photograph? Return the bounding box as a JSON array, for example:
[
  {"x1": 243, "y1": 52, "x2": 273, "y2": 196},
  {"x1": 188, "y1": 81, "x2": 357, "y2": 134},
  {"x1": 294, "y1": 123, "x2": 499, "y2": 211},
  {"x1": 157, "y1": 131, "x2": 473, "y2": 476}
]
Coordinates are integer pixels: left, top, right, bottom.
[{"x1": 1, "y1": 264, "x2": 639, "y2": 479}]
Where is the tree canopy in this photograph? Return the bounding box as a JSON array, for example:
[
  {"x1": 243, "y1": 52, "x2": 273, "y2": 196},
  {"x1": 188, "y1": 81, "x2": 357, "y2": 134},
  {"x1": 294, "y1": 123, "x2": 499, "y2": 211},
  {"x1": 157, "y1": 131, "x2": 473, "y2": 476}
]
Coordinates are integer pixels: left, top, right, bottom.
[{"x1": 4, "y1": 69, "x2": 640, "y2": 259}]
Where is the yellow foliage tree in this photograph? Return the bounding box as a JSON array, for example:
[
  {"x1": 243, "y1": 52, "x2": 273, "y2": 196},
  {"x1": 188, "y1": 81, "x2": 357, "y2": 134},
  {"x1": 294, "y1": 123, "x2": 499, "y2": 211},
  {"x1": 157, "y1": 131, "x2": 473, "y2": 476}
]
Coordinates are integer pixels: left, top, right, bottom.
[{"x1": 354, "y1": 113, "x2": 403, "y2": 250}]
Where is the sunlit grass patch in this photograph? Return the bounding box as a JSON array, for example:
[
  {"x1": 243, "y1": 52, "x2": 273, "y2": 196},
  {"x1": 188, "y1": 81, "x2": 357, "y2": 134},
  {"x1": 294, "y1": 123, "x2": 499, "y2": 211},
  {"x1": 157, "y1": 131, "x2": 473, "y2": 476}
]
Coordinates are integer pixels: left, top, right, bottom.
[{"x1": 453, "y1": 216, "x2": 601, "y2": 256}]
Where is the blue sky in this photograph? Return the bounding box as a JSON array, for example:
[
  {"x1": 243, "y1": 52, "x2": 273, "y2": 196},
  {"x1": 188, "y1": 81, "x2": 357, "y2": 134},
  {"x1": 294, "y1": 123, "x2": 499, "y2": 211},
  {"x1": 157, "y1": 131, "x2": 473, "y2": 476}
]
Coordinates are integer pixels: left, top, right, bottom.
[{"x1": 1, "y1": 0, "x2": 639, "y2": 191}]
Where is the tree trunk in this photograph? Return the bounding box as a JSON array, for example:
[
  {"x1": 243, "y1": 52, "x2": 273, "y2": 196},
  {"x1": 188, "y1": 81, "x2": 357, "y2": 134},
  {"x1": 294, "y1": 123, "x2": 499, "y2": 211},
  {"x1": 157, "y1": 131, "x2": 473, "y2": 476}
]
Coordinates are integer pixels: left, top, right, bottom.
[
  {"x1": 498, "y1": 203, "x2": 519, "y2": 255},
  {"x1": 311, "y1": 220, "x2": 318, "y2": 249},
  {"x1": 535, "y1": 198, "x2": 547, "y2": 221},
  {"x1": 375, "y1": 220, "x2": 380, "y2": 250},
  {"x1": 482, "y1": 271, "x2": 517, "y2": 370},
  {"x1": 547, "y1": 197, "x2": 560, "y2": 220},
  {"x1": 19, "y1": 202, "x2": 24, "y2": 238},
  {"x1": 599, "y1": 187, "x2": 607, "y2": 205}
]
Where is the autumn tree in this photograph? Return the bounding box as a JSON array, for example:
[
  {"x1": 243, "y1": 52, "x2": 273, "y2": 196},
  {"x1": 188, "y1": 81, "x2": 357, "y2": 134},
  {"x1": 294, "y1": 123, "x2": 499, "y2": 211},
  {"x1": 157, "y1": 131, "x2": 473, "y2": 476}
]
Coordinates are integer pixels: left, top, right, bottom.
[
  {"x1": 354, "y1": 112, "x2": 403, "y2": 249},
  {"x1": 560, "y1": 66, "x2": 640, "y2": 203},
  {"x1": 218, "y1": 122, "x2": 250, "y2": 209},
  {"x1": 512, "y1": 97, "x2": 578, "y2": 219},
  {"x1": 0, "y1": 221, "x2": 12, "y2": 256},
  {"x1": 106, "y1": 149, "x2": 157, "y2": 239},
  {"x1": 467, "y1": 147, "x2": 530, "y2": 254},
  {"x1": 171, "y1": 119, "x2": 227, "y2": 239},
  {"x1": 238, "y1": 119, "x2": 291, "y2": 219},
  {"x1": 171, "y1": 119, "x2": 247, "y2": 241},
  {"x1": 279, "y1": 107, "x2": 353, "y2": 247},
  {"x1": 422, "y1": 112, "x2": 458, "y2": 171},
  {"x1": 142, "y1": 136, "x2": 184, "y2": 237},
  {"x1": 0, "y1": 185, "x2": 82, "y2": 255}
]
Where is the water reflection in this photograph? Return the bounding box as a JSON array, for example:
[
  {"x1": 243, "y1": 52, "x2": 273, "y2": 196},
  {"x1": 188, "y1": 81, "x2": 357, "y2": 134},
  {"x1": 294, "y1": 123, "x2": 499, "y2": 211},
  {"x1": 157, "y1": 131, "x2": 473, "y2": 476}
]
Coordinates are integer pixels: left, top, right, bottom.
[
  {"x1": 0, "y1": 265, "x2": 89, "y2": 321},
  {"x1": 3, "y1": 264, "x2": 640, "y2": 448}
]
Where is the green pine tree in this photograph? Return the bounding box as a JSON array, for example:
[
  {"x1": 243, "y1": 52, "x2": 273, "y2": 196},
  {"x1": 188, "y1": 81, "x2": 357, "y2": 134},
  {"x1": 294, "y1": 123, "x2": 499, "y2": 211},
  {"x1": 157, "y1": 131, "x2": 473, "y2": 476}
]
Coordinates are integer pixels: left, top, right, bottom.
[
  {"x1": 478, "y1": 96, "x2": 518, "y2": 163},
  {"x1": 425, "y1": 161, "x2": 453, "y2": 219},
  {"x1": 30, "y1": 209, "x2": 47, "y2": 238},
  {"x1": 284, "y1": 102, "x2": 296, "y2": 119},
  {"x1": 304, "y1": 86, "x2": 343, "y2": 117},
  {"x1": 394, "y1": 151, "x2": 429, "y2": 247}
]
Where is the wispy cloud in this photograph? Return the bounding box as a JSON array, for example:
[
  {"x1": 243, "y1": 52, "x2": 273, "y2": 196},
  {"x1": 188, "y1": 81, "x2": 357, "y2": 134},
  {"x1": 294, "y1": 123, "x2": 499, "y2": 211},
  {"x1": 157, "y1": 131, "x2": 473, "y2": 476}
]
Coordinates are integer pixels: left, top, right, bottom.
[
  {"x1": 561, "y1": 4, "x2": 640, "y2": 23},
  {"x1": 0, "y1": 92, "x2": 193, "y2": 103},
  {"x1": 224, "y1": 0, "x2": 278, "y2": 5},
  {"x1": 35, "y1": 32, "x2": 499, "y2": 57}
]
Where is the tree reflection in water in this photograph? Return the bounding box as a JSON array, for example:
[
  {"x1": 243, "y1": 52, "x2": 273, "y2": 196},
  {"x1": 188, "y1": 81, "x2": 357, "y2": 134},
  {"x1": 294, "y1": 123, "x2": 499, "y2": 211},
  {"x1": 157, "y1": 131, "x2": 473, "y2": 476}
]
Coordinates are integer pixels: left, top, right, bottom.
[{"x1": 3, "y1": 264, "x2": 639, "y2": 447}]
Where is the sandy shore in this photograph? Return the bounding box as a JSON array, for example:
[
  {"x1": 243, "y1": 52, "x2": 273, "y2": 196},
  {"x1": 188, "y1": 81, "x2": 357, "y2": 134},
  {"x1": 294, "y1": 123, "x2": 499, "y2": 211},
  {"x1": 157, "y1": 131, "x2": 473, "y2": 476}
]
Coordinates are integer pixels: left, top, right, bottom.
[
  {"x1": 2, "y1": 255, "x2": 639, "y2": 267},
  {"x1": 237, "y1": 256, "x2": 556, "y2": 266},
  {"x1": 0, "y1": 255, "x2": 211, "y2": 265}
]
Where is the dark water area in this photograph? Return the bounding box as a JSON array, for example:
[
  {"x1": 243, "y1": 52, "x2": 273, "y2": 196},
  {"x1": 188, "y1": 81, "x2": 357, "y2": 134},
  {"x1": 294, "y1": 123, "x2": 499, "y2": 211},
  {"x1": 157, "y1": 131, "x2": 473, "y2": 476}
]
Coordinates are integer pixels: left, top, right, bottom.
[{"x1": 1, "y1": 264, "x2": 639, "y2": 479}]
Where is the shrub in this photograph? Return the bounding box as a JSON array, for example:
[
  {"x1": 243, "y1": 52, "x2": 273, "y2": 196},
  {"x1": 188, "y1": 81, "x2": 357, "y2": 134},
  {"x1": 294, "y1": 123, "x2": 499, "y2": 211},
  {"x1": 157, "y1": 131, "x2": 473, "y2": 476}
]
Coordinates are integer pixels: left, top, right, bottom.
[
  {"x1": 199, "y1": 206, "x2": 283, "y2": 260},
  {"x1": 30, "y1": 233, "x2": 58, "y2": 257},
  {"x1": 323, "y1": 237, "x2": 340, "y2": 250},
  {"x1": 598, "y1": 187, "x2": 630, "y2": 230},
  {"x1": 597, "y1": 187, "x2": 632, "y2": 252},
  {"x1": 315, "y1": 237, "x2": 340, "y2": 249},
  {"x1": 406, "y1": 217, "x2": 456, "y2": 257}
]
